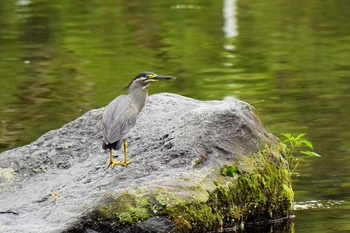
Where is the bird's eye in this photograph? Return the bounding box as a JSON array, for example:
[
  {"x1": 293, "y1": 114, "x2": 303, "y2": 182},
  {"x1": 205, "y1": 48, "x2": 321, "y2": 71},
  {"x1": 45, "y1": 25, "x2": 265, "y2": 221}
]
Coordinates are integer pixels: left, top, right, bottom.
[{"x1": 146, "y1": 74, "x2": 156, "y2": 79}]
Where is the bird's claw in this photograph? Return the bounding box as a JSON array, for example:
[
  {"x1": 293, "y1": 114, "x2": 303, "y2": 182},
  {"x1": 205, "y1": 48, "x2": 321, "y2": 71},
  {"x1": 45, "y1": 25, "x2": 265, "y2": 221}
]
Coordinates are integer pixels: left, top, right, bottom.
[
  {"x1": 121, "y1": 158, "x2": 134, "y2": 167},
  {"x1": 107, "y1": 159, "x2": 134, "y2": 169}
]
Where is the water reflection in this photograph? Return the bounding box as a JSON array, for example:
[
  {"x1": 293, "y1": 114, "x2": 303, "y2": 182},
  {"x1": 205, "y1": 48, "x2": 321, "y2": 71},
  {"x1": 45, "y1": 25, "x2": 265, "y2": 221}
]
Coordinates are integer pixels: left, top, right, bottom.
[
  {"x1": 295, "y1": 201, "x2": 350, "y2": 233},
  {"x1": 223, "y1": 0, "x2": 238, "y2": 38},
  {"x1": 294, "y1": 200, "x2": 344, "y2": 210},
  {"x1": 222, "y1": 219, "x2": 295, "y2": 233}
]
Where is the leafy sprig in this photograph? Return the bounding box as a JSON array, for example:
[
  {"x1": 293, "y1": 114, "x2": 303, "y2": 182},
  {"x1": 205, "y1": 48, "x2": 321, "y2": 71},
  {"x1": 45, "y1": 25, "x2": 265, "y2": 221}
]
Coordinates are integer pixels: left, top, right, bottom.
[{"x1": 281, "y1": 133, "x2": 321, "y2": 174}]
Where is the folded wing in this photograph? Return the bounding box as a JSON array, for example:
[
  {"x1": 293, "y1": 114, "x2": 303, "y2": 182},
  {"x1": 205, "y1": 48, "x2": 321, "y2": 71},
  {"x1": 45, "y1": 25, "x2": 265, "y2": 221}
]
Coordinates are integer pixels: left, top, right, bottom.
[{"x1": 102, "y1": 95, "x2": 137, "y2": 149}]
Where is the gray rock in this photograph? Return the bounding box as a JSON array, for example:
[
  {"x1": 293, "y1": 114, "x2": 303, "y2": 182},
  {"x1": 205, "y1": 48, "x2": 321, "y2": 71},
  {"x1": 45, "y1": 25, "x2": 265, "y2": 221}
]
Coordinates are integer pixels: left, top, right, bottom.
[{"x1": 0, "y1": 93, "x2": 293, "y2": 233}]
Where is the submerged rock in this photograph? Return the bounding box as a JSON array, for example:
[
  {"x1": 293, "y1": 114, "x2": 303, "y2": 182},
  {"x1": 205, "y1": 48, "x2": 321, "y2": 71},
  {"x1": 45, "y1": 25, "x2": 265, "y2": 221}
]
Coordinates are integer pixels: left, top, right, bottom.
[{"x1": 0, "y1": 93, "x2": 293, "y2": 233}]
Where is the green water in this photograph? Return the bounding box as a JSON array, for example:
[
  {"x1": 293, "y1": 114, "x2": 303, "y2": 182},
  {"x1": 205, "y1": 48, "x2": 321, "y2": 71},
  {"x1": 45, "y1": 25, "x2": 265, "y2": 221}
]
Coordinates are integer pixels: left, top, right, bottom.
[{"x1": 1, "y1": 0, "x2": 350, "y2": 232}]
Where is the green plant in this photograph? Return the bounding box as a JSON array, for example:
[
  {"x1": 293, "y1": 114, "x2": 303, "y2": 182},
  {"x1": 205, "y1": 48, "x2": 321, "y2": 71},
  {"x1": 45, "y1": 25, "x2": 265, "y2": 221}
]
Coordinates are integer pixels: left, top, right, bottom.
[
  {"x1": 281, "y1": 133, "x2": 321, "y2": 173},
  {"x1": 221, "y1": 165, "x2": 240, "y2": 177}
]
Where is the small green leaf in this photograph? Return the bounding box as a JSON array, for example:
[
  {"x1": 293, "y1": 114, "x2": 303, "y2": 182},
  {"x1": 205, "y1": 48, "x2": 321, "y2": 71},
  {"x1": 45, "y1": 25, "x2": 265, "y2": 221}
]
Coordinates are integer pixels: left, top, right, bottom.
[
  {"x1": 296, "y1": 133, "x2": 307, "y2": 139},
  {"x1": 300, "y1": 140, "x2": 314, "y2": 149},
  {"x1": 281, "y1": 133, "x2": 292, "y2": 139},
  {"x1": 300, "y1": 151, "x2": 321, "y2": 157}
]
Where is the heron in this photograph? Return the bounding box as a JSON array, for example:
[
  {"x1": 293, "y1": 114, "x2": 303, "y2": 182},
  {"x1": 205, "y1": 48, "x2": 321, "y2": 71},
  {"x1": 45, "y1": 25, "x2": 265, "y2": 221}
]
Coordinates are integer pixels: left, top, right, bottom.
[{"x1": 102, "y1": 71, "x2": 176, "y2": 168}]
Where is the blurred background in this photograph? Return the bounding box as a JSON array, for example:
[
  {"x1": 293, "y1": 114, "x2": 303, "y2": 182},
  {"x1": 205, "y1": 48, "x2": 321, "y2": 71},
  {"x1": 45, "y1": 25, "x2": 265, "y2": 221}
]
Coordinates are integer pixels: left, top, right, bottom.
[{"x1": 1, "y1": 0, "x2": 350, "y2": 232}]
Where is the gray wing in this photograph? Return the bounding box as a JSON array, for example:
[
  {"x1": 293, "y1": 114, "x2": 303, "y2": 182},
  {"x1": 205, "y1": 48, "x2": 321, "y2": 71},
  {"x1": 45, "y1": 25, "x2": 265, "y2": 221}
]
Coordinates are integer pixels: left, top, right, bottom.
[{"x1": 102, "y1": 95, "x2": 138, "y2": 145}]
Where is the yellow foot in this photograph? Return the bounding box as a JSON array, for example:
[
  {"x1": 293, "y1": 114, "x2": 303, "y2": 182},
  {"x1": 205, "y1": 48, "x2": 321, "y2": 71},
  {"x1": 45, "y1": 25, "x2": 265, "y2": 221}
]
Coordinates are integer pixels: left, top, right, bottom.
[{"x1": 107, "y1": 159, "x2": 134, "y2": 169}]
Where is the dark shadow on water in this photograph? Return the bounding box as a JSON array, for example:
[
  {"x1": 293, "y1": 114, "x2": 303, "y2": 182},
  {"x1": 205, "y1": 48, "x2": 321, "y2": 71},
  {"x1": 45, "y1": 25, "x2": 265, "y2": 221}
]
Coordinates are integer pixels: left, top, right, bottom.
[{"x1": 217, "y1": 218, "x2": 295, "y2": 233}]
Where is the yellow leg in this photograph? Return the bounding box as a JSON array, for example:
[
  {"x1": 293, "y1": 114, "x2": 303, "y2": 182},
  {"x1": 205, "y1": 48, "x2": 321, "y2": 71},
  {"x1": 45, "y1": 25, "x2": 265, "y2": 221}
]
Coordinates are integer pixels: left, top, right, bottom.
[
  {"x1": 106, "y1": 140, "x2": 134, "y2": 169},
  {"x1": 122, "y1": 140, "x2": 134, "y2": 166},
  {"x1": 107, "y1": 149, "x2": 122, "y2": 168}
]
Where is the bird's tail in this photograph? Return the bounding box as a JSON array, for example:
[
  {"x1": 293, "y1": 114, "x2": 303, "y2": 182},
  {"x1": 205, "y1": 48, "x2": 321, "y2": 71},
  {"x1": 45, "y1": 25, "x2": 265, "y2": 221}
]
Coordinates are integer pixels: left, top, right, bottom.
[
  {"x1": 102, "y1": 141, "x2": 122, "y2": 150},
  {"x1": 102, "y1": 142, "x2": 109, "y2": 150}
]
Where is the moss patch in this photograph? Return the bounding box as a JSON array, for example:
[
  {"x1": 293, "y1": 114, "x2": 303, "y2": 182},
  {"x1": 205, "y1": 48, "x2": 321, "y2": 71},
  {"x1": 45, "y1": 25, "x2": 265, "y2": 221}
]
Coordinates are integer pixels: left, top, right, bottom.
[
  {"x1": 96, "y1": 192, "x2": 151, "y2": 226},
  {"x1": 85, "y1": 147, "x2": 293, "y2": 232},
  {"x1": 164, "y1": 151, "x2": 293, "y2": 232}
]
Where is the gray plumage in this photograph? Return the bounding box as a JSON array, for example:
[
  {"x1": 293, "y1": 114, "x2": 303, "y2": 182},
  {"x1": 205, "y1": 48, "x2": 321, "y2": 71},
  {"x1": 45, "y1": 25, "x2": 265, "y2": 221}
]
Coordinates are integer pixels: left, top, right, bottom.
[{"x1": 102, "y1": 95, "x2": 138, "y2": 150}]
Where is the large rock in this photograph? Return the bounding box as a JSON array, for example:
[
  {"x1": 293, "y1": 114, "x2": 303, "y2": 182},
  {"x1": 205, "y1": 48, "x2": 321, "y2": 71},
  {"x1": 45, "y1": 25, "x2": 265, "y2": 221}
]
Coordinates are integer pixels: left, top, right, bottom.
[{"x1": 0, "y1": 93, "x2": 293, "y2": 233}]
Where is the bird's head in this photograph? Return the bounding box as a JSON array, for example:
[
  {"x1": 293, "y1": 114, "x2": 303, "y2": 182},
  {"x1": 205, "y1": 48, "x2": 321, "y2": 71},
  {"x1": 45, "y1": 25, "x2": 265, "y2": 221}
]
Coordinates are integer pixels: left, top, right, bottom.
[{"x1": 123, "y1": 71, "x2": 176, "y2": 91}]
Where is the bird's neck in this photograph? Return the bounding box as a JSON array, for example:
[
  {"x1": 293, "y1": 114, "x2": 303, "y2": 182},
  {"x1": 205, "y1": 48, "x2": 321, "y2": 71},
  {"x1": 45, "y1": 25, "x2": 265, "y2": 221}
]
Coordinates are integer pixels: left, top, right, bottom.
[{"x1": 127, "y1": 88, "x2": 148, "y2": 113}]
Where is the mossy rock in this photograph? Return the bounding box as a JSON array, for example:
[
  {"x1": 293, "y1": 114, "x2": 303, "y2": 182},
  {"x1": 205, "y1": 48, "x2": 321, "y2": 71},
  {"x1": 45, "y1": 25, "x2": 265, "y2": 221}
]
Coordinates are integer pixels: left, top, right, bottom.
[
  {"x1": 76, "y1": 145, "x2": 293, "y2": 233},
  {"x1": 0, "y1": 94, "x2": 294, "y2": 232}
]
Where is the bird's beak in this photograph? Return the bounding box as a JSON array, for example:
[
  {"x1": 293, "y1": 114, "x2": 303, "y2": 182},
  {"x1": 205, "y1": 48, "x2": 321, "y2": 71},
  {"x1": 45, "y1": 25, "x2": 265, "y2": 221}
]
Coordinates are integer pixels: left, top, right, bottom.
[
  {"x1": 144, "y1": 74, "x2": 176, "y2": 84},
  {"x1": 154, "y1": 75, "x2": 176, "y2": 80}
]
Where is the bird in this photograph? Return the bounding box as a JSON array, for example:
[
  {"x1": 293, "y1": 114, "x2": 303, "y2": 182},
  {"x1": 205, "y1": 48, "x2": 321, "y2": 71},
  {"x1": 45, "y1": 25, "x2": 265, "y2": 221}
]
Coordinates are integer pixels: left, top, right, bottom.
[{"x1": 102, "y1": 71, "x2": 176, "y2": 168}]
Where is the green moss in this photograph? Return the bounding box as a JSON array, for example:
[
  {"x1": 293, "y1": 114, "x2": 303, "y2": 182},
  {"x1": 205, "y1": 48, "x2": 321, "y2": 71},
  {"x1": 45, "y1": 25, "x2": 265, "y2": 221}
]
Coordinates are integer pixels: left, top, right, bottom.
[
  {"x1": 97, "y1": 192, "x2": 151, "y2": 225},
  {"x1": 221, "y1": 165, "x2": 240, "y2": 177},
  {"x1": 228, "y1": 156, "x2": 294, "y2": 223},
  {"x1": 164, "y1": 149, "x2": 294, "y2": 231},
  {"x1": 166, "y1": 202, "x2": 220, "y2": 232},
  {"x1": 90, "y1": 146, "x2": 293, "y2": 232}
]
